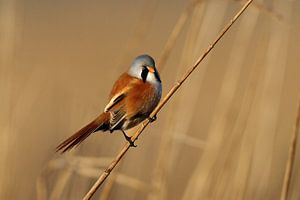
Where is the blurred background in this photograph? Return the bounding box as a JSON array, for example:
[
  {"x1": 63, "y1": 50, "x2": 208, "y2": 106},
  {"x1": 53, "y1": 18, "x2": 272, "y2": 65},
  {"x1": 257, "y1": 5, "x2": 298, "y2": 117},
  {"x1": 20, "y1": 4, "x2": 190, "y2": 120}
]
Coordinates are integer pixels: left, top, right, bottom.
[{"x1": 1, "y1": 0, "x2": 300, "y2": 199}]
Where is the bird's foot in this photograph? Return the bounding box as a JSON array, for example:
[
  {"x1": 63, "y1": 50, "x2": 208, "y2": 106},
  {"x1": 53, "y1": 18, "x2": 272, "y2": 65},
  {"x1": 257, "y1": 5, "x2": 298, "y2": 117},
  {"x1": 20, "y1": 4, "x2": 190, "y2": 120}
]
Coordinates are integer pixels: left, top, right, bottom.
[
  {"x1": 122, "y1": 130, "x2": 137, "y2": 147},
  {"x1": 127, "y1": 137, "x2": 137, "y2": 147},
  {"x1": 148, "y1": 115, "x2": 157, "y2": 123}
]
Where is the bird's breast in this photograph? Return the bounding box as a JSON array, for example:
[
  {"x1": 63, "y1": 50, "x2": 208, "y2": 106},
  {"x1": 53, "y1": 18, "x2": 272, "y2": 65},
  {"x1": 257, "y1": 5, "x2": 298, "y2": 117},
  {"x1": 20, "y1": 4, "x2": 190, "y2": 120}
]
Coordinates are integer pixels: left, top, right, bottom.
[{"x1": 122, "y1": 79, "x2": 161, "y2": 129}]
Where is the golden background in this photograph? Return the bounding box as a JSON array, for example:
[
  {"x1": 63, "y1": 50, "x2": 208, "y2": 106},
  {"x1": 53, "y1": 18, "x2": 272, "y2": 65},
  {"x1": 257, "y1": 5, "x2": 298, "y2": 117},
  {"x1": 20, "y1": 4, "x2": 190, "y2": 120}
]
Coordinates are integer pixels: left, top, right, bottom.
[{"x1": 0, "y1": 0, "x2": 300, "y2": 199}]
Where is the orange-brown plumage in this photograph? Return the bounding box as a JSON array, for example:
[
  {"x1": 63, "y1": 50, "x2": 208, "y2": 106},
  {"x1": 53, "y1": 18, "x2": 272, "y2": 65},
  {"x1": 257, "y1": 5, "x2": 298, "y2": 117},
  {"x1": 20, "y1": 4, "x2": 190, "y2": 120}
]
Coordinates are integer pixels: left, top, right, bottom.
[
  {"x1": 56, "y1": 54, "x2": 161, "y2": 153},
  {"x1": 109, "y1": 73, "x2": 159, "y2": 120}
]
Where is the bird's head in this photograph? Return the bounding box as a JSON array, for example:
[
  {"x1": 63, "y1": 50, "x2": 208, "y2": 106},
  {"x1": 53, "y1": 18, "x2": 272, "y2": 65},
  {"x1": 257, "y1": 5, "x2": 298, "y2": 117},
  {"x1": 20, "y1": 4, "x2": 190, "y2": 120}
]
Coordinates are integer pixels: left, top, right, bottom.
[{"x1": 128, "y1": 54, "x2": 161, "y2": 84}]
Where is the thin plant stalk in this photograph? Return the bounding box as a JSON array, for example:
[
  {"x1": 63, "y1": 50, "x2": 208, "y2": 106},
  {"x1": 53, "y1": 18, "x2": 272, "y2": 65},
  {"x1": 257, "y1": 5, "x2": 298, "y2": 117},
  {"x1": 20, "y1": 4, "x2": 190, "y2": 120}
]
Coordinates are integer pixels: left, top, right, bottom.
[
  {"x1": 158, "y1": 0, "x2": 203, "y2": 70},
  {"x1": 83, "y1": 0, "x2": 253, "y2": 199},
  {"x1": 280, "y1": 100, "x2": 300, "y2": 200}
]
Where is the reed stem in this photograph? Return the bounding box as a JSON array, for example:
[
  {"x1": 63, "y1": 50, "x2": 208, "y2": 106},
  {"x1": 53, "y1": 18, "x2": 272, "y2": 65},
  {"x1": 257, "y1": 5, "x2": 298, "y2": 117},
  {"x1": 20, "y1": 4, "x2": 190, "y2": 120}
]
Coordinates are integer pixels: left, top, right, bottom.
[
  {"x1": 280, "y1": 100, "x2": 300, "y2": 200},
  {"x1": 83, "y1": 0, "x2": 253, "y2": 199}
]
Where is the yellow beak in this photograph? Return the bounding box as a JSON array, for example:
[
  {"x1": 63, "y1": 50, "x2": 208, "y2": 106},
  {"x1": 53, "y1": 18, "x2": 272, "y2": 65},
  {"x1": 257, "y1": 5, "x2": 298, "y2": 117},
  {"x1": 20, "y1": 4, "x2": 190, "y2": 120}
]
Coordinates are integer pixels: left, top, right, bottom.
[{"x1": 147, "y1": 66, "x2": 155, "y2": 73}]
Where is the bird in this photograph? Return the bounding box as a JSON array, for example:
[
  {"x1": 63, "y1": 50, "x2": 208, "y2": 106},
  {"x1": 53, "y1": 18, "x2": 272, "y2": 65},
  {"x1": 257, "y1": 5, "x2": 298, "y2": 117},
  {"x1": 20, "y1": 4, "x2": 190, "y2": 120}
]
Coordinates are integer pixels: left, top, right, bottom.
[{"x1": 56, "y1": 54, "x2": 162, "y2": 153}]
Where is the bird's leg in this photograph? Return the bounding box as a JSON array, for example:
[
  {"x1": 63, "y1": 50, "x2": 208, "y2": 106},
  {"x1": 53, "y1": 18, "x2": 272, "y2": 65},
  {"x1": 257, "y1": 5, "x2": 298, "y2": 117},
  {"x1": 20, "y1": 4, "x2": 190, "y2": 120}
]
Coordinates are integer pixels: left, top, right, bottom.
[
  {"x1": 121, "y1": 130, "x2": 137, "y2": 147},
  {"x1": 148, "y1": 114, "x2": 157, "y2": 123}
]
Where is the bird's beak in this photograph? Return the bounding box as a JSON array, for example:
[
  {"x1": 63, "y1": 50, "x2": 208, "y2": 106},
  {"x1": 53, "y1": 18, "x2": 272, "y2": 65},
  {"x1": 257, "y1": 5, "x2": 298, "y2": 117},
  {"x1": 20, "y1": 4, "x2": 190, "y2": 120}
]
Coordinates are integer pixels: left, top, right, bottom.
[{"x1": 147, "y1": 66, "x2": 155, "y2": 73}]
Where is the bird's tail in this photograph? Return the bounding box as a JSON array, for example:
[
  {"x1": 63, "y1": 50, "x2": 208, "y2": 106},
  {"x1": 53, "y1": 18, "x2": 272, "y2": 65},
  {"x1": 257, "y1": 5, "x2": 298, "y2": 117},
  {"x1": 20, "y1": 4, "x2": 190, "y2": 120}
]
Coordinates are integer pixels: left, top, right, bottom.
[{"x1": 56, "y1": 112, "x2": 110, "y2": 153}]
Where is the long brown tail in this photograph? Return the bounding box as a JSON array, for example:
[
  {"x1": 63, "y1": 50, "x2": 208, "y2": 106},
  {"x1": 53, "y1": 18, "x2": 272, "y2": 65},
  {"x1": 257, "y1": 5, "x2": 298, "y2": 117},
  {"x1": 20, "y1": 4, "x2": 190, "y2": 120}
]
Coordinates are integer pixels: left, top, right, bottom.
[{"x1": 56, "y1": 112, "x2": 110, "y2": 153}]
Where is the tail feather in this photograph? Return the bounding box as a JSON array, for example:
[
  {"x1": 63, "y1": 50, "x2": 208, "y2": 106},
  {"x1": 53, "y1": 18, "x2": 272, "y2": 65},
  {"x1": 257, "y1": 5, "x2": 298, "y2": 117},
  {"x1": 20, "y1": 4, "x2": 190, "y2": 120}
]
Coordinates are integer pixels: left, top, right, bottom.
[{"x1": 56, "y1": 112, "x2": 110, "y2": 153}]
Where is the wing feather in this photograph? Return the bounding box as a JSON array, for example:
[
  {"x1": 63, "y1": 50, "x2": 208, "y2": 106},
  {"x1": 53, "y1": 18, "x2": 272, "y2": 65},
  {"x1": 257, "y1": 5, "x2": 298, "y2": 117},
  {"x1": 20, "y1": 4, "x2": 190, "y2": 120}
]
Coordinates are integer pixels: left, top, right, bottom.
[
  {"x1": 104, "y1": 93, "x2": 126, "y2": 112},
  {"x1": 110, "y1": 108, "x2": 127, "y2": 130}
]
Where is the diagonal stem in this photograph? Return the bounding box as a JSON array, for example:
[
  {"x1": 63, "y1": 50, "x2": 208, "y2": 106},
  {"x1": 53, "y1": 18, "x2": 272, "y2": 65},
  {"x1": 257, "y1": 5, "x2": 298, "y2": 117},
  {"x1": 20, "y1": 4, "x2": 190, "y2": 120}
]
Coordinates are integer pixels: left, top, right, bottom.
[
  {"x1": 280, "y1": 100, "x2": 300, "y2": 200},
  {"x1": 83, "y1": 0, "x2": 254, "y2": 199}
]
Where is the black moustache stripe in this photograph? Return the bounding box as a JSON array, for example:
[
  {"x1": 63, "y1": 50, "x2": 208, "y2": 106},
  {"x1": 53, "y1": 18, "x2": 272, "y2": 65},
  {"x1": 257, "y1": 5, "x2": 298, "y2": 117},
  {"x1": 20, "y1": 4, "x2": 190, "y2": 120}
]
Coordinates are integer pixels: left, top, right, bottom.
[{"x1": 141, "y1": 67, "x2": 148, "y2": 82}]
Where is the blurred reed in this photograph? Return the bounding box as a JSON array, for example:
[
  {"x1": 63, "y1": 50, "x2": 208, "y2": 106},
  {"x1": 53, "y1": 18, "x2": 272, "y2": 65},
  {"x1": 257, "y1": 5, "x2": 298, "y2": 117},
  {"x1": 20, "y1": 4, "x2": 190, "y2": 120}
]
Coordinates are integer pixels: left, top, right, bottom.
[
  {"x1": 280, "y1": 100, "x2": 300, "y2": 200},
  {"x1": 37, "y1": 156, "x2": 149, "y2": 199},
  {"x1": 0, "y1": 0, "x2": 19, "y2": 199},
  {"x1": 235, "y1": 0, "x2": 283, "y2": 22},
  {"x1": 83, "y1": 0, "x2": 253, "y2": 199},
  {"x1": 157, "y1": 0, "x2": 203, "y2": 71},
  {"x1": 118, "y1": 0, "x2": 159, "y2": 67},
  {"x1": 37, "y1": 0, "x2": 162, "y2": 199},
  {"x1": 0, "y1": 0, "x2": 298, "y2": 199}
]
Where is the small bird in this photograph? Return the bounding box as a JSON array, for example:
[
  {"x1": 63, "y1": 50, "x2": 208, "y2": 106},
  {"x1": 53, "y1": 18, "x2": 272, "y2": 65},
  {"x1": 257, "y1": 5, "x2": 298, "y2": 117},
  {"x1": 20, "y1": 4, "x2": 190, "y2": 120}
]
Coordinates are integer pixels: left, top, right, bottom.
[{"x1": 56, "y1": 54, "x2": 162, "y2": 153}]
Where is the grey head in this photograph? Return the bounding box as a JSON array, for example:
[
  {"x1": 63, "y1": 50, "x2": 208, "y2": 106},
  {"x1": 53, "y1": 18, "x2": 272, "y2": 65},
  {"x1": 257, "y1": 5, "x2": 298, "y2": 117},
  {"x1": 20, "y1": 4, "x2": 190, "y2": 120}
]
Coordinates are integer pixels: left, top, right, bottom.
[{"x1": 128, "y1": 54, "x2": 161, "y2": 84}]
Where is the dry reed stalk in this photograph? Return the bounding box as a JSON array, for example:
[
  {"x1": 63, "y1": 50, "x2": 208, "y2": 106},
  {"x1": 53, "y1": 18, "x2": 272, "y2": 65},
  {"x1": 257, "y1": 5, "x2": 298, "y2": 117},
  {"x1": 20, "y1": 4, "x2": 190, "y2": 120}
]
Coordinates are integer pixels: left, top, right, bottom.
[
  {"x1": 69, "y1": 156, "x2": 113, "y2": 168},
  {"x1": 280, "y1": 100, "x2": 300, "y2": 200},
  {"x1": 245, "y1": 1, "x2": 292, "y2": 198},
  {"x1": 50, "y1": 169, "x2": 73, "y2": 200},
  {"x1": 82, "y1": 1, "x2": 253, "y2": 199},
  {"x1": 75, "y1": 168, "x2": 149, "y2": 192},
  {"x1": 98, "y1": 173, "x2": 117, "y2": 200},
  {"x1": 118, "y1": 0, "x2": 159, "y2": 67},
  {"x1": 0, "y1": 1, "x2": 18, "y2": 197},
  {"x1": 235, "y1": 0, "x2": 283, "y2": 21},
  {"x1": 158, "y1": 0, "x2": 203, "y2": 70},
  {"x1": 230, "y1": 26, "x2": 269, "y2": 199},
  {"x1": 227, "y1": 1, "x2": 293, "y2": 196},
  {"x1": 221, "y1": 56, "x2": 263, "y2": 199},
  {"x1": 37, "y1": 158, "x2": 69, "y2": 199},
  {"x1": 153, "y1": 3, "x2": 233, "y2": 197},
  {"x1": 98, "y1": 163, "x2": 121, "y2": 200},
  {"x1": 182, "y1": 4, "x2": 252, "y2": 197},
  {"x1": 166, "y1": 0, "x2": 228, "y2": 171},
  {"x1": 148, "y1": 1, "x2": 207, "y2": 199},
  {"x1": 206, "y1": 6, "x2": 260, "y2": 199},
  {"x1": 37, "y1": 156, "x2": 147, "y2": 199},
  {"x1": 149, "y1": 1, "x2": 231, "y2": 199},
  {"x1": 36, "y1": 171, "x2": 49, "y2": 200}
]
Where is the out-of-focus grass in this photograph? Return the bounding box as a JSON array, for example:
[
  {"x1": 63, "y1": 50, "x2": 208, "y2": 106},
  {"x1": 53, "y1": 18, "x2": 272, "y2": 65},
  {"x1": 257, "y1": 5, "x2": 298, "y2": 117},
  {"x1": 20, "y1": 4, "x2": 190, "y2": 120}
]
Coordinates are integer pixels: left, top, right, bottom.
[{"x1": 0, "y1": 0, "x2": 300, "y2": 199}]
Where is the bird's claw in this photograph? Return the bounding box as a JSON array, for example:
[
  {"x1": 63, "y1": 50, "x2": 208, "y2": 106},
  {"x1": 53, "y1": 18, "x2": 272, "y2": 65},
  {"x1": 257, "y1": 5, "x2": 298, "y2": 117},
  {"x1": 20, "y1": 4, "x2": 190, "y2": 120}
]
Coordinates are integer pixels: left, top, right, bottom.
[
  {"x1": 125, "y1": 136, "x2": 137, "y2": 147},
  {"x1": 128, "y1": 138, "x2": 137, "y2": 147},
  {"x1": 122, "y1": 130, "x2": 137, "y2": 147},
  {"x1": 148, "y1": 115, "x2": 157, "y2": 123}
]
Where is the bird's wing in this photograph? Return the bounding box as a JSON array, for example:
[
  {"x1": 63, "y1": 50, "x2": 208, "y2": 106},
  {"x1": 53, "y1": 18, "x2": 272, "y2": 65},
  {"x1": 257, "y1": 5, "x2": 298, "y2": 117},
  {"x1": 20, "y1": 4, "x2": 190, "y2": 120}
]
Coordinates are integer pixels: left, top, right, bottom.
[
  {"x1": 109, "y1": 108, "x2": 127, "y2": 130},
  {"x1": 104, "y1": 91, "x2": 128, "y2": 130},
  {"x1": 104, "y1": 73, "x2": 131, "y2": 112},
  {"x1": 104, "y1": 73, "x2": 137, "y2": 130},
  {"x1": 104, "y1": 92, "x2": 126, "y2": 112}
]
